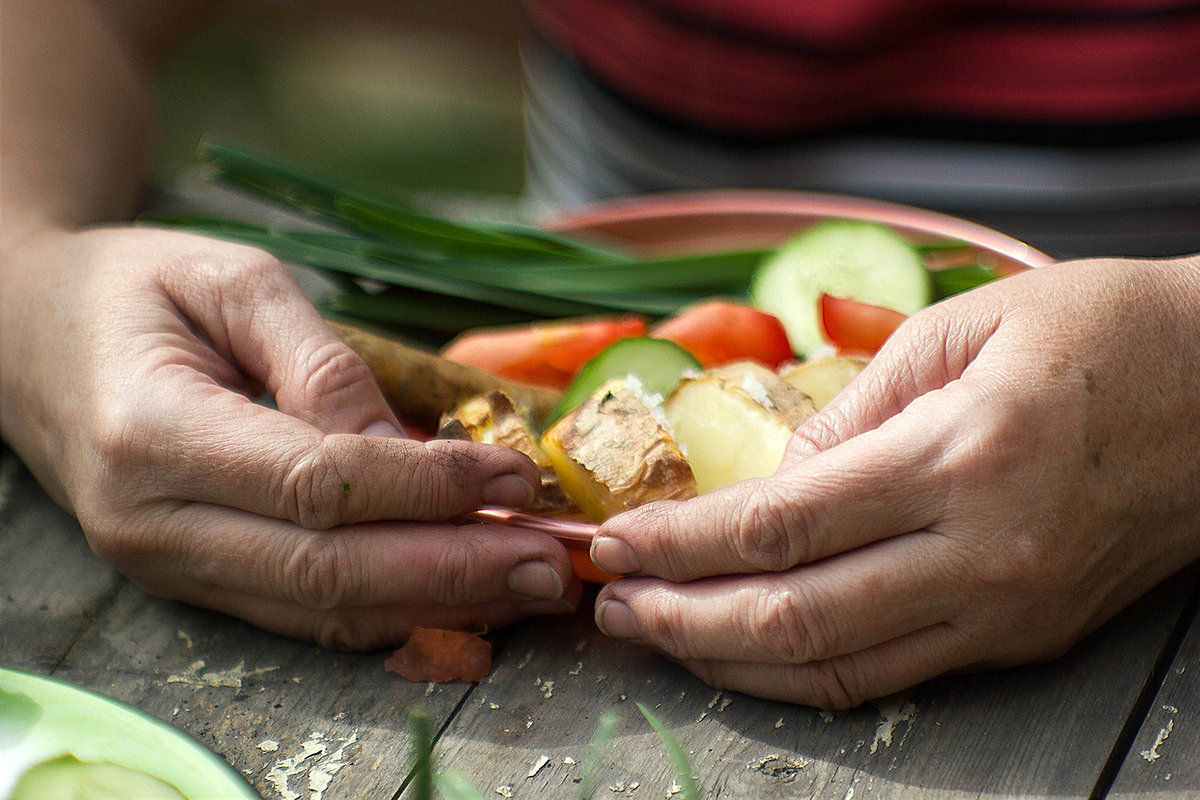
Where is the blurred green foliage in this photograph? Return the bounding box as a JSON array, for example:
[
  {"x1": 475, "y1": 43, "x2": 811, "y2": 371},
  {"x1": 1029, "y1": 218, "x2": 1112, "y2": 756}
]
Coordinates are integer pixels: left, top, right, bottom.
[{"x1": 153, "y1": 7, "x2": 527, "y2": 196}]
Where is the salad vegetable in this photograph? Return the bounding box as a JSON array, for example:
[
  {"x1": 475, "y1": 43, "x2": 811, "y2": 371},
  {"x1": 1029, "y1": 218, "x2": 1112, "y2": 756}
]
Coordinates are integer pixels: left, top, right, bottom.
[{"x1": 750, "y1": 220, "x2": 932, "y2": 358}]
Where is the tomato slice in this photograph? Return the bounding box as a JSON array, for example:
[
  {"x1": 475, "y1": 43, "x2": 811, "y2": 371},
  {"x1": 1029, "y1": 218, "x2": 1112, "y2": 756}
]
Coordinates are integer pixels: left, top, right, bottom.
[
  {"x1": 441, "y1": 316, "x2": 647, "y2": 389},
  {"x1": 651, "y1": 300, "x2": 794, "y2": 368},
  {"x1": 818, "y1": 294, "x2": 907, "y2": 356}
]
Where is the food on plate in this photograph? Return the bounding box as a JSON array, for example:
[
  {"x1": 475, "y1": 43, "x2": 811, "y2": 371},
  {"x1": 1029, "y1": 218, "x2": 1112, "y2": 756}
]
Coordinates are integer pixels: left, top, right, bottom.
[
  {"x1": 779, "y1": 355, "x2": 869, "y2": 409},
  {"x1": 9, "y1": 756, "x2": 188, "y2": 800},
  {"x1": 818, "y1": 294, "x2": 908, "y2": 356},
  {"x1": 749, "y1": 220, "x2": 932, "y2": 359},
  {"x1": 541, "y1": 379, "x2": 697, "y2": 522},
  {"x1": 665, "y1": 361, "x2": 817, "y2": 494},
  {"x1": 437, "y1": 391, "x2": 576, "y2": 517},
  {"x1": 384, "y1": 627, "x2": 493, "y2": 683},
  {"x1": 440, "y1": 315, "x2": 648, "y2": 390},
  {"x1": 547, "y1": 336, "x2": 702, "y2": 427},
  {"x1": 648, "y1": 299, "x2": 794, "y2": 369},
  {"x1": 329, "y1": 320, "x2": 561, "y2": 431}
]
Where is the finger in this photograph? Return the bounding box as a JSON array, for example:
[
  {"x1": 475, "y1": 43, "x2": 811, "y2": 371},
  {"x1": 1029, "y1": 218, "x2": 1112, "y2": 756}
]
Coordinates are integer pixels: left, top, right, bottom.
[
  {"x1": 157, "y1": 237, "x2": 403, "y2": 436},
  {"x1": 784, "y1": 296, "x2": 1004, "y2": 463},
  {"x1": 592, "y1": 399, "x2": 960, "y2": 580},
  {"x1": 681, "y1": 623, "x2": 969, "y2": 705},
  {"x1": 131, "y1": 384, "x2": 539, "y2": 524},
  {"x1": 677, "y1": 622, "x2": 970, "y2": 709},
  {"x1": 192, "y1": 581, "x2": 584, "y2": 651},
  {"x1": 594, "y1": 531, "x2": 962, "y2": 665},
  {"x1": 116, "y1": 502, "x2": 577, "y2": 612}
]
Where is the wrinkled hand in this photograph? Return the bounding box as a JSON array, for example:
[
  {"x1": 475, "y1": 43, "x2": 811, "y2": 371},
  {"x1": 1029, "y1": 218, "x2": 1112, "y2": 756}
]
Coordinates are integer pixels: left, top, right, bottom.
[
  {"x1": 591, "y1": 255, "x2": 1200, "y2": 708},
  {"x1": 0, "y1": 227, "x2": 578, "y2": 648}
]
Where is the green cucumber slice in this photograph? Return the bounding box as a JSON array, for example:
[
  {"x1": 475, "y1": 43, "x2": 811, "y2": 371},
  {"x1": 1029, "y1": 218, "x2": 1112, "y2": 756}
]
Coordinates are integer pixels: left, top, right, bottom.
[
  {"x1": 750, "y1": 220, "x2": 932, "y2": 358},
  {"x1": 546, "y1": 337, "x2": 701, "y2": 426},
  {"x1": 11, "y1": 755, "x2": 187, "y2": 800}
]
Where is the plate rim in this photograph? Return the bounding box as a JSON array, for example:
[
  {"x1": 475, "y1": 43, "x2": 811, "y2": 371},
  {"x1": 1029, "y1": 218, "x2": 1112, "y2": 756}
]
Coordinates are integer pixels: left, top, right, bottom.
[{"x1": 0, "y1": 665, "x2": 260, "y2": 800}]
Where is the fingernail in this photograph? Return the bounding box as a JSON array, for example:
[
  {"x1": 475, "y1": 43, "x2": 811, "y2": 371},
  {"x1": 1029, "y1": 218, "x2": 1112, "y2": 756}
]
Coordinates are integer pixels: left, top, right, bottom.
[
  {"x1": 482, "y1": 474, "x2": 536, "y2": 509},
  {"x1": 507, "y1": 560, "x2": 565, "y2": 600},
  {"x1": 361, "y1": 419, "x2": 406, "y2": 438},
  {"x1": 596, "y1": 599, "x2": 641, "y2": 640},
  {"x1": 591, "y1": 535, "x2": 641, "y2": 575}
]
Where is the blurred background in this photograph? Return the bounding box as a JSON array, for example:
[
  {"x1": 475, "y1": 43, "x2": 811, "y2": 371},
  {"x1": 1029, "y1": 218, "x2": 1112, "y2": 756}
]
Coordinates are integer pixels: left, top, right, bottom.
[{"x1": 154, "y1": 1, "x2": 529, "y2": 208}]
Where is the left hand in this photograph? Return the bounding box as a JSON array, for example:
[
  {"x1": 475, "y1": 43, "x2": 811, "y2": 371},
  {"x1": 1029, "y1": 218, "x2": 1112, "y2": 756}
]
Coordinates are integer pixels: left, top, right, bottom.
[{"x1": 589, "y1": 255, "x2": 1200, "y2": 708}]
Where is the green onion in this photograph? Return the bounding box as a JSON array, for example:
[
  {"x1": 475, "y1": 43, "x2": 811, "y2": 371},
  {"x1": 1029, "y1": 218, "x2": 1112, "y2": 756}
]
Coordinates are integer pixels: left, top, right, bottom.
[
  {"x1": 575, "y1": 710, "x2": 621, "y2": 800},
  {"x1": 407, "y1": 709, "x2": 434, "y2": 800},
  {"x1": 637, "y1": 703, "x2": 701, "y2": 800}
]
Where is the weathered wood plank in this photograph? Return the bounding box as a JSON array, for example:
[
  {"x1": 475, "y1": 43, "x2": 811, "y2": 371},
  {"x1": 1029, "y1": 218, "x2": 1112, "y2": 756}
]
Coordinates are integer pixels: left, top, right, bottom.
[
  {"x1": 0, "y1": 452, "x2": 473, "y2": 800},
  {"x1": 419, "y1": 572, "x2": 1198, "y2": 800},
  {"x1": 0, "y1": 447, "x2": 125, "y2": 672},
  {"x1": 53, "y1": 584, "x2": 462, "y2": 800},
  {"x1": 1108, "y1": 581, "x2": 1200, "y2": 800}
]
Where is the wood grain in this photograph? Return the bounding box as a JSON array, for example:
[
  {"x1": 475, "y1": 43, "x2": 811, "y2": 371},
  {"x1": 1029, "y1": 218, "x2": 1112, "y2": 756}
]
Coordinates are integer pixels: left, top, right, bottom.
[
  {"x1": 1109, "y1": 580, "x2": 1200, "y2": 799},
  {"x1": 415, "y1": 576, "x2": 1199, "y2": 800}
]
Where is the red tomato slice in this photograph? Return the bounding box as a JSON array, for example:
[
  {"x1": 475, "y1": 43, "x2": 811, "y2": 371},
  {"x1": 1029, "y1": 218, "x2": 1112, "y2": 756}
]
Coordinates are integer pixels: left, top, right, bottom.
[
  {"x1": 441, "y1": 316, "x2": 647, "y2": 389},
  {"x1": 651, "y1": 300, "x2": 794, "y2": 368},
  {"x1": 818, "y1": 294, "x2": 907, "y2": 356}
]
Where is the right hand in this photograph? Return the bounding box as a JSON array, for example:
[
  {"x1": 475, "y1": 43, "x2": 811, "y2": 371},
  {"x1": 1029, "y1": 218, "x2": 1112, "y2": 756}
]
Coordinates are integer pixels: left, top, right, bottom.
[{"x1": 0, "y1": 226, "x2": 580, "y2": 648}]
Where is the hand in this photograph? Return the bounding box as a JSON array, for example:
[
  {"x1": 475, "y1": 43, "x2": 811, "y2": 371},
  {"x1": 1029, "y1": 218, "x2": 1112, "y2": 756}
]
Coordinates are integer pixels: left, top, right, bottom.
[
  {"x1": 0, "y1": 227, "x2": 579, "y2": 648},
  {"x1": 589, "y1": 255, "x2": 1200, "y2": 708}
]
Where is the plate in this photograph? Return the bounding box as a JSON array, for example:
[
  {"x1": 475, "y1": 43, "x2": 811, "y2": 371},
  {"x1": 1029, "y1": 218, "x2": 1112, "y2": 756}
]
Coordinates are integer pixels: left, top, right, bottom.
[
  {"x1": 546, "y1": 189, "x2": 1052, "y2": 271},
  {"x1": 466, "y1": 191, "x2": 1052, "y2": 569},
  {"x1": 0, "y1": 666, "x2": 259, "y2": 800}
]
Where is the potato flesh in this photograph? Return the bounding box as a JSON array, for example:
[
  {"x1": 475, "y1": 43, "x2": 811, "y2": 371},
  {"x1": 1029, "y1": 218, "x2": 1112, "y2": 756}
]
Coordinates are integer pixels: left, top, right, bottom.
[
  {"x1": 779, "y1": 356, "x2": 867, "y2": 409},
  {"x1": 541, "y1": 380, "x2": 696, "y2": 522},
  {"x1": 666, "y1": 379, "x2": 796, "y2": 493},
  {"x1": 665, "y1": 362, "x2": 817, "y2": 494}
]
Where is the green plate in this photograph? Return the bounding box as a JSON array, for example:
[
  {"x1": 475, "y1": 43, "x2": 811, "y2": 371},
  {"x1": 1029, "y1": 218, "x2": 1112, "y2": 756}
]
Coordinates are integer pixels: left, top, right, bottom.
[{"x1": 0, "y1": 666, "x2": 259, "y2": 799}]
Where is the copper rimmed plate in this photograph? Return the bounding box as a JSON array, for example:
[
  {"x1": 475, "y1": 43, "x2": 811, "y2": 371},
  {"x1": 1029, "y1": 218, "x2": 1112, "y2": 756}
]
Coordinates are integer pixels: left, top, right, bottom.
[{"x1": 467, "y1": 190, "x2": 1053, "y2": 549}]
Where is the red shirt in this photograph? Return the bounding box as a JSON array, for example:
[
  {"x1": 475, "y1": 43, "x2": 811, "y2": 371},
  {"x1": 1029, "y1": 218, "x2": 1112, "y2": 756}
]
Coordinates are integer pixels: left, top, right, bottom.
[{"x1": 524, "y1": 0, "x2": 1200, "y2": 136}]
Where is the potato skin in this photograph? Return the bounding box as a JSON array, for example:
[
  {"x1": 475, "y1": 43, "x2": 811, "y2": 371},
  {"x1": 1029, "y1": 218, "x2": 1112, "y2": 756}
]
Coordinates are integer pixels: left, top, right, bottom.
[
  {"x1": 329, "y1": 321, "x2": 561, "y2": 432},
  {"x1": 437, "y1": 391, "x2": 576, "y2": 516},
  {"x1": 542, "y1": 380, "x2": 696, "y2": 522},
  {"x1": 704, "y1": 361, "x2": 817, "y2": 428}
]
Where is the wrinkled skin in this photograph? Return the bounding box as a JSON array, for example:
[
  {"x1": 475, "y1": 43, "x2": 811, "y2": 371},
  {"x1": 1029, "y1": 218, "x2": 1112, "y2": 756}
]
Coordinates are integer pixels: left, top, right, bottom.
[
  {"x1": 0, "y1": 227, "x2": 579, "y2": 649},
  {"x1": 592, "y1": 255, "x2": 1200, "y2": 708}
]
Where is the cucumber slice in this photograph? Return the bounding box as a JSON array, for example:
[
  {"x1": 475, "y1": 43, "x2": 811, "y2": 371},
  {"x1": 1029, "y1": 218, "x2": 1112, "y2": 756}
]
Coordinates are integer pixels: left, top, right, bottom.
[
  {"x1": 11, "y1": 755, "x2": 187, "y2": 800},
  {"x1": 750, "y1": 220, "x2": 932, "y2": 358},
  {"x1": 546, "y1": 337, "x2": 701, "y2": 426}
]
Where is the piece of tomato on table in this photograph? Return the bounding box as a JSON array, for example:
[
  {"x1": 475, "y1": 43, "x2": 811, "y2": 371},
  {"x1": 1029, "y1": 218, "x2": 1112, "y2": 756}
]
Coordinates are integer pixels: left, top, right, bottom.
[
  {"x1": 818, "y1": 293, "x2": 907, "y2": 356},
  {"x1": 441, "y1": 315, "x2": 647, "y2": 390},
  {"x1": 651, "y1": 299, "x2": 794, "y2": 368}
]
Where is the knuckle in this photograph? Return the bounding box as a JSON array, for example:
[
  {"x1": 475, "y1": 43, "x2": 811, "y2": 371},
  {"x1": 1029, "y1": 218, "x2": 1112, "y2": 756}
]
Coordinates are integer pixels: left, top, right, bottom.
[
  {"x1": 282, "y1": 340, "x2": 377, "y2": 412},
  {"x1": 634, "y1": 595, "x2": 690, "y2": 658},
  {"x1": 732, "y1": 482, "x2": 806, "y2": 571},
  {"x1": 279, "y1": 440, "x2": 349, "y2": 529},
  {"x1": 803, "y1": 658, "x2": 862, "y2": 710},
  {"x1": 192, "y1": 244, "x2": 284, "y2": 301},
  {"x1": 425, "y1": 536, "x2": 490, "y2": 607},
  {"x1": 88, "y1": 396, "x2": 151, "y2": 488},
  {"x1": 282, "y1": 533, "x2": 353, "y2": 611},
  {"x1": 82, "y1": 512, "x2": 146, "y2": 568},
  {"x1": 750, "y1": 584, "x2": 831, "y2": 664},
  {"x1": 310, "y1": 611, "x2": 382, "y2": 652},
  {"x1": 790, "y1": 406, "x2": 849, "y2": 455},
  {"x1": 628, "y1": 500, "x2": 694, "y2": 578}
]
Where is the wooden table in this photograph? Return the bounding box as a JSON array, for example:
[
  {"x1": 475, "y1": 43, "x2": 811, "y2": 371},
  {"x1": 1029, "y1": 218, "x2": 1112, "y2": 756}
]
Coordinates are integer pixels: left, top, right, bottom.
[{"x1": 3, "y1": 442, "x2": 1198, "y2": 800}]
